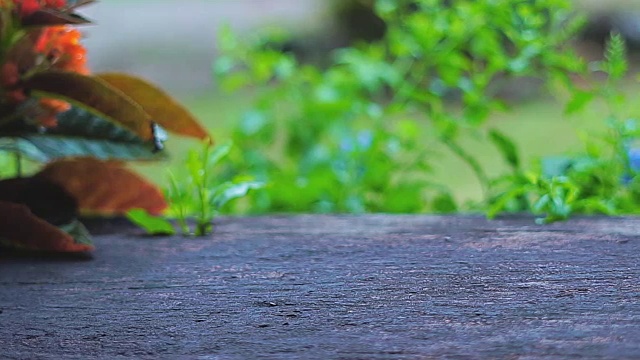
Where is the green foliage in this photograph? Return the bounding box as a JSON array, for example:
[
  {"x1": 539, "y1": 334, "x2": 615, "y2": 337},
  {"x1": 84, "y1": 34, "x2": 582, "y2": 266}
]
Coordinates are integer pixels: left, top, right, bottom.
[
  {"x1": 0, "y1": 151, "x2": 17, "y2": 178},
  {"x1": 0, "y1": 1, "x2": 211, "y2": 252},
  {"x1": 488, "y1": 171, "x2": 616, "y2": 224},
  {"x1": 214, "y1": 0, "x2": 585, "y2": 214},
  {"x1": 488, "y1": 32, "x2": 640, "y2": 222},
  {"x1": 126, "y1": 209, "x2": 176, "y2": 236},
  {"x1": 489, "y1": 129, "x2": 520, "y2": 171},
  {"x1": 603, "y1": 33, "x2": 628, "y2": 82},
  {"x1": 159, "y1": 141, "x2": 264, "y2": 236}
]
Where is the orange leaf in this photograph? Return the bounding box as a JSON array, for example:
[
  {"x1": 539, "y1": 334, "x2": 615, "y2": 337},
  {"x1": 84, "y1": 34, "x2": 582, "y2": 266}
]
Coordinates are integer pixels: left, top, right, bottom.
[
  {"x1": 24, "y1": 70, "x2": 154, "y2": 141},
  {"x1": 97, "y1": 73, "x2": 211, "y2": 141},
  {"x1": 36, "y1": 157, "x2": 168, "y2": 216},
  {"x1": 0, "y1": 201, "x2": 93, "y2": 252}
]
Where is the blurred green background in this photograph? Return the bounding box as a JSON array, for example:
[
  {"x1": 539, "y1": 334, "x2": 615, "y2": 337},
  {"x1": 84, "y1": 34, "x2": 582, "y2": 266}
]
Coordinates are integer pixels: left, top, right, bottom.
[{"x1": 80, "y1": 0, "x2": 640, "y2": 205}]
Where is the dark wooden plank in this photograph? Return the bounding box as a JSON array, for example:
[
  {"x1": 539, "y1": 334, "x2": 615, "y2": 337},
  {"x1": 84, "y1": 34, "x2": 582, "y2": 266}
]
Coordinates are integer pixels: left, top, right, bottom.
[{"x1": 1, "y1": 215, "x2": 639, "y2": 359}]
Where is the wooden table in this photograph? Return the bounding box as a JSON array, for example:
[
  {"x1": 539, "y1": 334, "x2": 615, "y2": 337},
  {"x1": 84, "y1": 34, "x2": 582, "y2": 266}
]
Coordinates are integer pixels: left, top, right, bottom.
[{"x1": 2, "y1": 215, "x2": 639, "y2": 359}]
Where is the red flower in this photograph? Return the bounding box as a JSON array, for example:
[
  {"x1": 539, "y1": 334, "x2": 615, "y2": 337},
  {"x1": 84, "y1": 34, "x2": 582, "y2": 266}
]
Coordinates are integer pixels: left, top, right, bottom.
[
  {"x1": 0, "y1": 62, "x2": 20, "y2": 88},
  {"x1": 0, "y1": 62, "x2": 27, "y2": 103},
  {"x1": 44, "y1": 0, "x2": 65, "y2": 7},
  {"x1": 12, "y1": 0, "x2": 66, "y2": 17},
  {"x1": 13, "y1": 0, "x2": 39, "y2": 17}
]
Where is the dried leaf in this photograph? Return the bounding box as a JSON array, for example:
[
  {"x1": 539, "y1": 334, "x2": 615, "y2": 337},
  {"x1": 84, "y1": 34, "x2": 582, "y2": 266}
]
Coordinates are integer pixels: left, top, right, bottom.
[
  {"x1": 37, "y1": 157, "x2": 168, "y2": 216},
  {"x1": 97, "y1": 73, "x2": 210, "y2": 141},
  {"x1": 0, "y1": 201, "x2": 93, "y2": 252}
]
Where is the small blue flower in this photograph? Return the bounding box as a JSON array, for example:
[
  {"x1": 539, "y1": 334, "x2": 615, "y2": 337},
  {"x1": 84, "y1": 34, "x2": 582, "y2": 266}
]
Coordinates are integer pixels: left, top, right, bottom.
[
  {"x1": 628, "y1": 148, "x2": 640, "y2": 172},
  {"x1": 357, "y1": 130, "x2": 373, "y2": 150}
]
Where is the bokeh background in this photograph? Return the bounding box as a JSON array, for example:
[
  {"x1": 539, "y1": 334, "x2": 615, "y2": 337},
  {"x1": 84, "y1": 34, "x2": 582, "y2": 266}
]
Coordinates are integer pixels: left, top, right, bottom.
[
  {"x1": 82, "y1": 1, "x2": 640, "y2": 96},
  {"x1": 78, "y1": 1, "x2": 640, "y2": 202}
]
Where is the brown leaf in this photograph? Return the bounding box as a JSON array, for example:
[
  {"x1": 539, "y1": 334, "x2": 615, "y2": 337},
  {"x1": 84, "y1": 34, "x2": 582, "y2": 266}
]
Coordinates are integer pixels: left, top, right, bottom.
[
  {"x1": 24, "y1": 70, "x2": 154, "y2": 141},
  {"x1": 37, "y1": 157, "x2": 168, "y2": 216},
  {"x1": 0, "y1": 201, "x2": 93, "y2": 252},
  {"x1": 22, "y1": 9, "x2": 92, "y2": 26},
  {"x1": 0, "y1": 176, "x2": 78, "y2": 226},
  {"x1": 97, "y1": 73, "x2": 211, "y2": 141}
]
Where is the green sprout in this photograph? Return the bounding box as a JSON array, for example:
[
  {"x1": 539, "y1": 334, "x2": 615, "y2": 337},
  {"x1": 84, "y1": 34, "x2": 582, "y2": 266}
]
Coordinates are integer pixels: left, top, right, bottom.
[{"x1": 127, "y1": 141, "x2": 264, "y2": 236}]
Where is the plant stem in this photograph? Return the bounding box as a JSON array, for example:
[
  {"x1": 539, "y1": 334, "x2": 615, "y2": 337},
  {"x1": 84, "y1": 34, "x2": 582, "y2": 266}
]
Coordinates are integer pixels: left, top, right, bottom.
[
  {"x1": 14, "y1": 151, "x2": 22, "y2": 177},
  {"x1": 195, "y1": 143, "x2": 212, "y2": 236},
  {"x1": 167, "y1": 172, "x2": 191, "y2": 235},
  {"x1": 196, "y1": 221, "x2": 212, "y2": 237},
  {"x1": 441, "y1": 137, "x2": 490, "y2": 201},
  {"x1": 177, "y1": 207, "x2": 190, "y2": 236}
]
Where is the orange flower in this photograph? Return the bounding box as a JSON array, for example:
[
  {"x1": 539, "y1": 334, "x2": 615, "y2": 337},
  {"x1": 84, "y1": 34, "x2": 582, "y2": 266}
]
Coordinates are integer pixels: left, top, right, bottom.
[
  {"x1": 39, "y1": 98, "x2": 70, "y2": 113},
  {"x1": 37, "y1": 98, "x2": 70, "y2": 127},
  {"x1": 3, "y1": 1, "x2": 82, "y2": 128},
  {"x1": 35, "y1": 25, "x2": 88, "y2": 74}
]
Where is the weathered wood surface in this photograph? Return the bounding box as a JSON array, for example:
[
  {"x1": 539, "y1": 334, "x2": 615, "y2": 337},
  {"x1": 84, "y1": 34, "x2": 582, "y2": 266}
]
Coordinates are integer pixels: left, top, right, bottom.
[{"x1": 1, "y1": 215, "x2": 640, "y2": 359}]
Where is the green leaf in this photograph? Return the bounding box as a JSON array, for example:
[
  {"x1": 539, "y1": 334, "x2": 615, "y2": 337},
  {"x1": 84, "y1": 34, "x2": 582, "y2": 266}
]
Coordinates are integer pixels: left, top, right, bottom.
[
  {"x1": 165, "y1": 171, "x2": 191, "y2": 236},
  {"x1": 565, "y1": 90, "x2": 595, "y2": 115},
  {"x1": 211, "y1": 181, "x2": 265, "y2": 210},
  {"x1": 59, "y1": 220, "x2": 93, "y2": 248},
  {"x1": 0, "y1": 107, "x2": 165, "y2": 162},
  {"x1": 489, "y1": 129, "x2": 520, "y2": 170},
  {"x1": 541, "y1": 156, "x2": 573, "y2": 177},
  {"x1": 431, "y1": 192, "x2": 457, "y2": 213},
  {"x1": 217, "y1": 24, "x2": 240, "y2": 53},
  {"x1": 374, "y1": 0, "x2": 398, "y2": 17},
  {"x1": 126, "y1": 209, "x2": 176, "y2": 236},
  {"x1": 208, "y1": 140, "x2": 233, "y2": 167},
  {"x1": 187, "y1": 141, "x2": 233, "y2": 179},
  {"x1": 487, "y1": 186, "x2": 528, "y2": 219},
  {"x1": 0, "y1": 136, "x2": 162, "y2": 163},
  {"x1": 603, "y1": 33, "x2": 628, "y2": 80},
  {"x1": 532, "y1": 194, "x2": 550, "y2": 213},
  {"x1": 53, "y1": 106, "x2": 146, "y2": 142}
]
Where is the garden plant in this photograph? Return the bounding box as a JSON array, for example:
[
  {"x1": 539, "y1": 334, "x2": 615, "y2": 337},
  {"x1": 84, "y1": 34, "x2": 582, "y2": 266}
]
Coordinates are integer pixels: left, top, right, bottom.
[
  {"x1": 128, "y1": 140, "x2": 264, "y2": 237},
  {"x1": 0, "y1": 0, "x2": 212, "y2": 252},
  {"x1": 214, "y1": 0, "x2": 640, "y2": 222},
  {"x1": 3, "y1": 0, "x2": 639, "y2": 254}
]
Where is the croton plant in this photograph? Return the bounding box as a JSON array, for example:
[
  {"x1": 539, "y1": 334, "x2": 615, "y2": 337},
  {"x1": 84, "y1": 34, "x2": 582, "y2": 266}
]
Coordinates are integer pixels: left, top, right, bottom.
[{"x1": 0, "y1": 0, "x2": 209, "y2": 252}]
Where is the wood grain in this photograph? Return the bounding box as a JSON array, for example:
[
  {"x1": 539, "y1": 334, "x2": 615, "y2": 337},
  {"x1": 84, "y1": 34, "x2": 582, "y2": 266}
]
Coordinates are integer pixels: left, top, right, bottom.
[{"x1": 1, "y1": 215, "x2": 639, "y2": 359}]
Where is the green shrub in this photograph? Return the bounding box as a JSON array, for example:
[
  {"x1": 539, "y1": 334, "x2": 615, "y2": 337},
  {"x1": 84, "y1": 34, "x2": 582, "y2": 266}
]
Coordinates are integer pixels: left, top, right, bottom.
[
  {"x1": 214, "y1": 0, "x2": 633, "y2": 220},
  {"x1": 488, "y1": 33, "x2": 640, "y2": 222}
]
